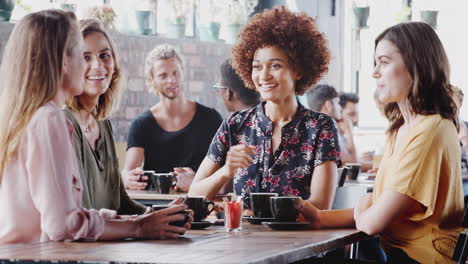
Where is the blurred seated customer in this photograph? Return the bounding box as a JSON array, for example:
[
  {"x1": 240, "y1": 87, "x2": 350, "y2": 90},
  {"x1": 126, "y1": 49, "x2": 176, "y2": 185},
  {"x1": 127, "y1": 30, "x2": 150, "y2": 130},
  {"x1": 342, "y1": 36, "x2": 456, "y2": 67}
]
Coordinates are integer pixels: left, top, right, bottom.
[
  {"x1": 215, "y1": 58, "x2": 261, "y2": 194},
  {"x1": 189, "y1": 7, "x2": 341, "y2": 211},
  {"x1": 123, "y1": 44, "x2": 223, "y2": 192},
  {"x1": 359, "y1": 90, "x2": 387, "y2": 173},
  {"x1": 308, "y1": 84, "x2": 358, "y2": 165},
  {"x1": 0, "y1": 10, "x2": 190, "y2": 243},
  {"x1": 338, "y1": 92, "x2": 376, "y2": 171},
  {"x1": 64, "y1": 19, "x2": 146, "y2": 214},
  {"x1": 215, "y1": 58, "x2": 261, "y2": 112},
  {"x1": 454, "y1": 86, "x2": 468, "y2": 171},
  {"x1": 339, "y1": 92, "x2": 359, "y2": 127},
  {"x1": 299, "y1": 22, "x2": 463, "y2": 263}
]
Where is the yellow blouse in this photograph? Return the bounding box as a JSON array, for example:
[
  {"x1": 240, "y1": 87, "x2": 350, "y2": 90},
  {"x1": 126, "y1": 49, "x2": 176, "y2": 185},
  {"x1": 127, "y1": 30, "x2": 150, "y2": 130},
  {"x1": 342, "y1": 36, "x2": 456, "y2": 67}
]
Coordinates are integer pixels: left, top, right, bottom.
[{"x1": 373, "y1": 114, "x2": 464, "y2": 263}]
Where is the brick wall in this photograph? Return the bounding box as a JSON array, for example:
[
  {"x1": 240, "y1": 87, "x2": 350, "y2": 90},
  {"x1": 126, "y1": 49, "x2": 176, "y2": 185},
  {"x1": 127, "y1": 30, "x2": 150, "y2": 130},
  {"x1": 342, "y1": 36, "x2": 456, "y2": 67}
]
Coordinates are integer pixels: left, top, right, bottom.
[{"x1": 0, "y1": 21, "x2": 232, "y2": 143}]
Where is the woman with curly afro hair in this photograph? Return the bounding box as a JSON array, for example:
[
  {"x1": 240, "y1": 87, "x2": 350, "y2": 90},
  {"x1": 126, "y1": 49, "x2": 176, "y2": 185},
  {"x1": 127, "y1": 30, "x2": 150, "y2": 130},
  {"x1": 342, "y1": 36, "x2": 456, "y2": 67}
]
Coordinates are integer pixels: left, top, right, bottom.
[{"x1": 189, "y1": 7, "x2": 341, "y2": 212}]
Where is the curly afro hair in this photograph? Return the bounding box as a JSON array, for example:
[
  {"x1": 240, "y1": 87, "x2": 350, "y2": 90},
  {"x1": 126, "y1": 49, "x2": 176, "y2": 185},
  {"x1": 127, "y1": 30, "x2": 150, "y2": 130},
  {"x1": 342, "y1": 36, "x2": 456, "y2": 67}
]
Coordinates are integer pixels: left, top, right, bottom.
[{"x1": 232, "y1": 6, "x2": 331, "y2": 95}]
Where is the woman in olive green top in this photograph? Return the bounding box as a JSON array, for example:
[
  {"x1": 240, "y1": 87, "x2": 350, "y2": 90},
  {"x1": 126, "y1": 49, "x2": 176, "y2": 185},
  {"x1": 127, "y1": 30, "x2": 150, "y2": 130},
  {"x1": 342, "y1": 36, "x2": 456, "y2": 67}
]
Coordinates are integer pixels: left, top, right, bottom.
[{"x1": 64, "y1": 19, "x2": 146, "y2": 214}]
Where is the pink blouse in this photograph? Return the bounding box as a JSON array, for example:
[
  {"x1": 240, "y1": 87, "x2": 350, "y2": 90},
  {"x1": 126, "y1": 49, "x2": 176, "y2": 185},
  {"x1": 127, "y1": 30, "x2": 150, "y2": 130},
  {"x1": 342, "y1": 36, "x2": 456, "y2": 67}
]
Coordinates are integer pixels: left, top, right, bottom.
[{"x1": 0, "y1": 101, "x2": 116, "y2": 243}]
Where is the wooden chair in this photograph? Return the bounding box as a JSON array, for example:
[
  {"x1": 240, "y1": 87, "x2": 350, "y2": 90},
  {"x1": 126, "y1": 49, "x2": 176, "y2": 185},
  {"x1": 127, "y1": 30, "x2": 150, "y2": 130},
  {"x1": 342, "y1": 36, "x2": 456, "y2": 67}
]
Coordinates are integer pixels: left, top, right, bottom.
[
  {"x1": 335, "y1": 186, "x2": 373, "y2": 263},
  {"x1": 300, "y1": 186, "x2": 376, "y2": 264},
  {"x1": 452, "y1": 206, "x2": 468, "y2": 264}
]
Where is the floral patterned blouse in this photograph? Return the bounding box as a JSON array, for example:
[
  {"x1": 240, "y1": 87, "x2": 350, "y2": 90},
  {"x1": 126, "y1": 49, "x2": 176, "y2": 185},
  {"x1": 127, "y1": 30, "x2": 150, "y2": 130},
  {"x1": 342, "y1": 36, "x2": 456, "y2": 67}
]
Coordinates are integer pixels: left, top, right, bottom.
[{"x1": 207, "y1": 102, "x2": 342, "y2": 204}]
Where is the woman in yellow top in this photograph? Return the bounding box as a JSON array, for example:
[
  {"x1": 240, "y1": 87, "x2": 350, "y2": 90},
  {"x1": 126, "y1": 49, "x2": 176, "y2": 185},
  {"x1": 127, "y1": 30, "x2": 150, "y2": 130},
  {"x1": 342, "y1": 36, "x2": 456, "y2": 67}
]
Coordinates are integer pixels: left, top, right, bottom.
[{"x1": 300, "y1": 22, "x2": 463, "y2": 263}]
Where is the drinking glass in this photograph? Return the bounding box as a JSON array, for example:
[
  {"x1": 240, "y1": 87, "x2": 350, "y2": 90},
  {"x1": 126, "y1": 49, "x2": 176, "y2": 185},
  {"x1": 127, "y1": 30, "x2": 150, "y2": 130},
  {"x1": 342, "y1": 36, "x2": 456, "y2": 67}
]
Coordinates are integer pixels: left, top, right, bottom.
[{"x1": 224, "y1": 200, "x2": 243, "y2": 232}]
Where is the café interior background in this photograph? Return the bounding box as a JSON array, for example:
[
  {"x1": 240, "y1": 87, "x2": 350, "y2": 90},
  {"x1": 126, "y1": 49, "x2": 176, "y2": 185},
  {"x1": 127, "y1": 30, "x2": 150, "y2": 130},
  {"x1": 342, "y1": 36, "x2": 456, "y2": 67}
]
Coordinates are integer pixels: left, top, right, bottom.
[{"x1": 0, "y1": 0, "x2": 466, "y2": 160}]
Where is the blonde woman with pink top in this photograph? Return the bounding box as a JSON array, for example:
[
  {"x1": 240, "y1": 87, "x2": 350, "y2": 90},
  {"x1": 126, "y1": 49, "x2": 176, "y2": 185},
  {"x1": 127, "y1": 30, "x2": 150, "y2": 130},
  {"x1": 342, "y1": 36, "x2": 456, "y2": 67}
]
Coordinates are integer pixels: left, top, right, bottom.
[{"x1": 0, "y1": 10, "x2": 191, "y2": 244}]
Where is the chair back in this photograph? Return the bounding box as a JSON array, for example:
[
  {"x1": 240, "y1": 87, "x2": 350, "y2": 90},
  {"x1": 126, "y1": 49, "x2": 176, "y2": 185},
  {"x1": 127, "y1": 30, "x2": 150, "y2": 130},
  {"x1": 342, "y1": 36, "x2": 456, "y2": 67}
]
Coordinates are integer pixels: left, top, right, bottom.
[
  {"x1": 337, "y1": 167, "x2": 348, "y2": 187},
  {"x1": 332, "y1": 185, "x2": 367, "y2": 209},
  {"x1": 452, "y1": 207, "x2": 468, "y2": 264}
]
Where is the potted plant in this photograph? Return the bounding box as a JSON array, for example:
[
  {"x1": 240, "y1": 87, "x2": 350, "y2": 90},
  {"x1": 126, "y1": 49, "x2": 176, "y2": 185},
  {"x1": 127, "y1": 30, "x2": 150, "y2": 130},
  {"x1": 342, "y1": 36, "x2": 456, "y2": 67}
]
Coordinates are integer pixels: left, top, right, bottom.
[
  {"x1": 50, "y1": 0, "x2": 76, "y2": 13},
  {"x1": 0, "y1": 0, "x2": 14, "y2": 21},
  {"x1": 134, "y1": 0, "x2": 154, "y2": 35},
  {"x1": 395, "y1": 4, "x2": 412, "y2": 22},
  {"x1": 84, "y1": 5, "x2": 117, "y2": 31},
  {"x1": 420, "y1": 10, "x2": 438, "y2": 29},
  {"x1": 158, "y1": 0, "x2": 194, "y2": 39},
  {"x1": 352, "y1": 0, "x2": 370, "y2": 29},
  {"x1": 196, "y1": 0, "x2": 223, "y2": 41},
  {"x1": 219, "y1": 0, "x2": 258, "y2": 44}
]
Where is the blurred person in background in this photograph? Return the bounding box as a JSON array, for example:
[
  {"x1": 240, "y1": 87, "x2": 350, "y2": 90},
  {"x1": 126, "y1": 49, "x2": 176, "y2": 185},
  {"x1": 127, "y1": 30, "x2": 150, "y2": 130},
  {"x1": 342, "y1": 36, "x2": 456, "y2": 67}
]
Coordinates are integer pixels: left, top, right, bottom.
[
  {"x1": 339, "y1": 92, "x2": 359, "y2": 127},
  {"x1": 122, "y1": 44, "x2": 223, "y2": 192},
  {"x1": 454, "y1": 86, "x2": 467, "y2": 171},
  {"x1": 215, "y1": 58, "x2": 261, "y2": 113},
  {"x1": 308, "y1": 84, "x2": 358, "y2": 165}
]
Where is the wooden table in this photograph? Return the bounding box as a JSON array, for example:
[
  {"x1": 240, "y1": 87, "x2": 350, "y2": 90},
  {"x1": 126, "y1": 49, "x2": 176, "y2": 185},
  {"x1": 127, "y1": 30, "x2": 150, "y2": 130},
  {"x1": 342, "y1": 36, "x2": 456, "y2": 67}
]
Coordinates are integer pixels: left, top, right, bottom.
[
  {"x1": 0, "y1": 224, "x2": 369, "y2": 264},
  {"x1": 127, "y1": 190, "x2": 184, "y2": 206},
  {"x1": 127, "y1": 191, "x2": 232, "y2": 206}
]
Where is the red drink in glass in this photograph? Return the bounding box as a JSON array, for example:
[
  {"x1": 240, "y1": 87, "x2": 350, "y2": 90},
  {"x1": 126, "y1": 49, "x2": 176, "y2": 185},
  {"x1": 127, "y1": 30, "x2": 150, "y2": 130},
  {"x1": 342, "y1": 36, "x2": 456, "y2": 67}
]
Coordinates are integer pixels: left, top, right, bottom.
[{"x1": 224, "y1": 200, "x2": 243, "y2": 232}]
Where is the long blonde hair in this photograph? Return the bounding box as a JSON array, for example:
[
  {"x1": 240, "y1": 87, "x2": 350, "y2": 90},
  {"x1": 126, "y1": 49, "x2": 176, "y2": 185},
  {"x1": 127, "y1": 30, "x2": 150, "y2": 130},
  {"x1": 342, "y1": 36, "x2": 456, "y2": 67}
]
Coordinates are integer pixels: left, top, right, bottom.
[
  {"x1": 66, "y1": 19, "x2": 122, "y2": 120},
  {"x1": 0, "y1": 10, "x2": 80, "y2": 183}
]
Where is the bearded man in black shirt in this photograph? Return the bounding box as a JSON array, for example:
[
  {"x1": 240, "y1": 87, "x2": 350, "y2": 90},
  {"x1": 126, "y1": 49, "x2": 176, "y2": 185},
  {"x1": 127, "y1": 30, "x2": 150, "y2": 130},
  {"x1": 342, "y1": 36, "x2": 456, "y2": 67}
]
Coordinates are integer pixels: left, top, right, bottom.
[{"x1": 122, "y1": 44, "x2": 222, "y2": 192}]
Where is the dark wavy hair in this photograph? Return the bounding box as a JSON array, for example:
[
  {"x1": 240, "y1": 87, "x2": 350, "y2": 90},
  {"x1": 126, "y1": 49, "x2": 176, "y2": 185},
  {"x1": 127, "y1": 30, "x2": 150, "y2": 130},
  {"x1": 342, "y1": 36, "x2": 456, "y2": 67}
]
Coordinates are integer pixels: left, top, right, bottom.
[
  {"x1": 376, "y1": 22, "x2": 458, "y2": 133},
  {"x1": 232, "y1": 6, "x2": 330, "y2": 95},
  {"x1": 220, "y1": 58, "x2": 260, "y2": 107},
  {"x1": 339, "y1": 93, "x2": 359, "y2": 108},
  {"x1": 307, "y1": 84, "x2": 338, "y2": 112}
]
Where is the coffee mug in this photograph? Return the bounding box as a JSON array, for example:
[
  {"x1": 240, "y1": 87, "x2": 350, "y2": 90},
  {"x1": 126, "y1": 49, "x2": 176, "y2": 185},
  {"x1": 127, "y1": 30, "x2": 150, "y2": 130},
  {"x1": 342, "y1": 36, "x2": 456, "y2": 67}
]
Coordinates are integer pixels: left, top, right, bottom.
[
  {"x1": 152, "y1": 173, "x2": 176, "y2": 194},
  {"x1": 249, "y1": 192, "x2": 278, "y2": 218},
  {"x1": 270, "y1": 196, "x2": 302, "y2": 222},
  {"x1": 344, "y1": 163, "x2": 361, "y2": 180},
  {"x1": 139, "y1": 170, "x2": 155, "y2": 190},
  {"x1": 184, "y1": 196, "x2": 215, "y2": 222},
  {"x1": 151, "y1": 204, "x2": 190, "y2": 227}
]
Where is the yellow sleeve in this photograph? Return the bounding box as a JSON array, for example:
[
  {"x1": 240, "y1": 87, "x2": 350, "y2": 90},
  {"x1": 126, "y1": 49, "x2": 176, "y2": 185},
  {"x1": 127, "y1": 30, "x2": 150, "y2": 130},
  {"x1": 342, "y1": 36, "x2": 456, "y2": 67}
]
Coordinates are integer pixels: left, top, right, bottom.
[{"x1": 384, "y1": 120, "x2": 449, "y2": 221}]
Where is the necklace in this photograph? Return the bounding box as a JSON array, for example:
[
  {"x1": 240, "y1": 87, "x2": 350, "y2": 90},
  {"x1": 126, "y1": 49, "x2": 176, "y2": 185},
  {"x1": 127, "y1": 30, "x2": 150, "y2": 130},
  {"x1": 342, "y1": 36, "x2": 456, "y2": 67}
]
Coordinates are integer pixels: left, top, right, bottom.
[
  {"x1": 85, "y1": 121, "x2": 92, "y2": 133},
  {"x1": 80, "y1": 107, "x2": 96, "y2": 134}
]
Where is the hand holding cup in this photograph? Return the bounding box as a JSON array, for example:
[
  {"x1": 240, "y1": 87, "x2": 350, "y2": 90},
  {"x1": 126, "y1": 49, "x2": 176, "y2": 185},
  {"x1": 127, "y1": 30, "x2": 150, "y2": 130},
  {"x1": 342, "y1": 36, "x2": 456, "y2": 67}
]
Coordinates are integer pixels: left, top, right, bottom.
[
  {"x1": 135, "y1": 204, "x2": 191, "y2": 239},
  {"x1": 123, "y1": 167, "x2": 147, "y2": 190}
]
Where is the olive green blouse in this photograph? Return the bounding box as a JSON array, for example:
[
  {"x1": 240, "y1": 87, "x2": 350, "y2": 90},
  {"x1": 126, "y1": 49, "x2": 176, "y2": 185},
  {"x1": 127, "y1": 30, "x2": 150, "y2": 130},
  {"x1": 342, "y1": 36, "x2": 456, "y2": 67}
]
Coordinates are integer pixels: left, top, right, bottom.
[{"x1": 64, "y1": 109, "x2": 146, "y2": 215}]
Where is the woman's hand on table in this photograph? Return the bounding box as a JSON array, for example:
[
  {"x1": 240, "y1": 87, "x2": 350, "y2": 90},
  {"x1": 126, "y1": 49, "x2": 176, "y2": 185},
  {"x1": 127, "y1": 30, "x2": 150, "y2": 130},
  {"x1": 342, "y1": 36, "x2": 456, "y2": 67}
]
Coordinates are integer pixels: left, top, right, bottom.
[
  {"x1": 353, "y1": 193, "x2": 373, "y2": 220},
  {"x1": 221, "y1": 144, "x2": 256, "y2": 177},
  {"x1": 243, "y1": 208, "x2": 254, "y2": 217},
  {"x1": 173, "y1": 167, "x2": 195, "y2": 192},
  {"x1": 123, "y1": 167, "x2": 147, "y2": 190},
  {"x1": 135, "y1": 204, "x2": 191, "y2": 239},
  {"x1": 298, "y1": 200, "x2": 322, "y2": 229}
]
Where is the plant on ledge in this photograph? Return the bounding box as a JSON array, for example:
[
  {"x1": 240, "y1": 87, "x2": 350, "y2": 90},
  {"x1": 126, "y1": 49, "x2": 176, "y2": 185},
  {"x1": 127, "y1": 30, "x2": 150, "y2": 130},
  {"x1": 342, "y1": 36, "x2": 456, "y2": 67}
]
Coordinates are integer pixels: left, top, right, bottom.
[
  {"x1": 219, "y1": 0, "x2": 258, "y2": 44},
  {"x1": 83, "y1": 5, "x2": 117, "y2": 31},
  {"x1": 167, "y1": 0, "x2": 194, "y2": 25}
]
